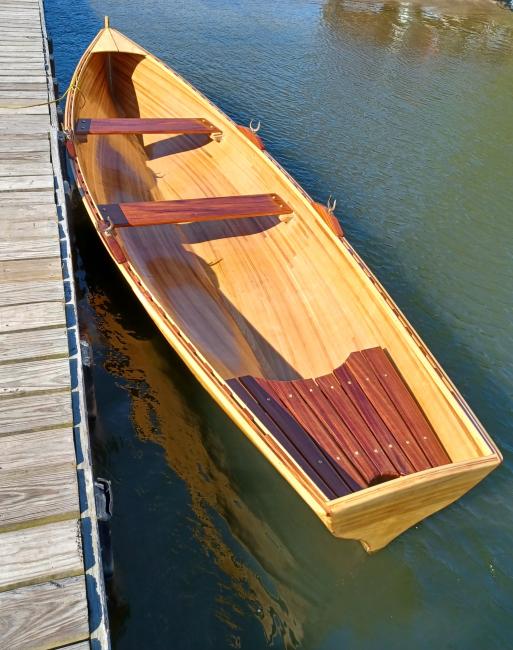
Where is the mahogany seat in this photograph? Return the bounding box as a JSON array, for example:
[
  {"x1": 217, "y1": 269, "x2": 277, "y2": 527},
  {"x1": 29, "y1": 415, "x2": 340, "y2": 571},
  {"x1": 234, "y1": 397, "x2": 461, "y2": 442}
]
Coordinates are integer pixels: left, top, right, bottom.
[
  {"x1": 228, "y1": 347, "x2": 450, "y2": 499},
  {"x1": 98, "y1": 194, "x2": 293, "y2": 228},
  {"x1": 75, "y1": 117, "x2": 222, "y2": 137}
]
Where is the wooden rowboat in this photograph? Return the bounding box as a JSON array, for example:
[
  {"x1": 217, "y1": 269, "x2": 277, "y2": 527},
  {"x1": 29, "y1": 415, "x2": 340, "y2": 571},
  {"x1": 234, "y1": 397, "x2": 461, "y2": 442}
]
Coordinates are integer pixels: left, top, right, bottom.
[{"x1": 65, "y1": 19, "x2": 501, "y2": 552}]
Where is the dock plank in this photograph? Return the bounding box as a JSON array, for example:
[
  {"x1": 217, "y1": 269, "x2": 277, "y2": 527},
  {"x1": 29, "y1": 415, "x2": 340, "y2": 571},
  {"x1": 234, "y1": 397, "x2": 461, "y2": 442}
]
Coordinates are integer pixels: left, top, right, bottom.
[
  {"x1": 0, "y1": 462, "x2": 78, "y2": 532},
  {"x1": 0, "y1": 391, "x2": 72, "y2": 435},
  {"x1": 0, "y1": 202, "x2": 56, "y2": 220},
  {"x1": 0, "y1": 161, "x2": 53, "y2": 176},
  {"x1": 0, "y1": 428, "x2": 75, "y2": 471},
  {"x1": 0, "y1": 257, "x2": 64, "y2": 305},
  {"x1": 0, "y1": 190, "x2": 56, "y2": 203},
  {"x1": 0, "y1": 519, "x2": 83, "y2": 591},
  {"x1": 0, "y1": 237, "x2": 61, "y2": 260},
  {"x1": 0, "y1": 356, "x2": 70, "y2": 395},
  {"x1": 0, "y1": 300, "x2": 65, "y2": 332},
  {"x1": 0, "y1": 328, "x2": 68, "y2": 362},
  {"x1": 0, "y1": 576, "x2": 89, "y2": 649}
]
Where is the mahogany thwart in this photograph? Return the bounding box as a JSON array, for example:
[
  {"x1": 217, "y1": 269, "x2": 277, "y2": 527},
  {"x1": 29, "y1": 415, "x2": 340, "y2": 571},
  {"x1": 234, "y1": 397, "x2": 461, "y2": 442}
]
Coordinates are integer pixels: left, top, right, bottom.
[
  {"x1": 98, "y1": 194, "x2": 293, "y2": 227},
  {"x1": 75, "y1": 117, "x2": 222, "y2": 136}
]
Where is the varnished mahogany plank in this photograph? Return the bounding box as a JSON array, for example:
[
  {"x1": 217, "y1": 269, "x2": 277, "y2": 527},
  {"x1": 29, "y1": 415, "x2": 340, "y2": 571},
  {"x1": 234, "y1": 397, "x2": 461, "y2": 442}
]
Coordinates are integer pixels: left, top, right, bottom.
[
  {"x1": 75, "y1": 116, "x2": 221, "y2": 136},
  {"x1": 227, "y1": 378, "x2": 337, "y2": 499},
  {"x1": 334, "y1": 364, "x2": 414, "y2": 475},
  {"x1": 264, "y1": 378, "x2": 364, "y2": 490},
  {"x1": 363, "y1": 348, "x2": 451, "y2": 466},
  {"x1": 346, "y1": 351, "x2": 432, "y2": 471},
  {"x1": 315, "y1": 373, "x2": 400, "y2": 479},
  {"x1": 240, "y1": 376, "x2": 352, "y2": 497},
  {"x1": 291, "y1": 378, "x2": 386, "y2": 487},
  {"x1": 99, "y1": 193, "x2": 292, "y2": 227}
]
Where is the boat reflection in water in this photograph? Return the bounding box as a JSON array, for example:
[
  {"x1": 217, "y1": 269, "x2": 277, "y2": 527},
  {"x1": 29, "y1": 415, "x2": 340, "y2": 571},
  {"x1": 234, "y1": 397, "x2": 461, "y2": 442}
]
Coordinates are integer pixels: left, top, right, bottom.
[{"x1": 323, "y1": 0, "x2": 513, "y2": 58}]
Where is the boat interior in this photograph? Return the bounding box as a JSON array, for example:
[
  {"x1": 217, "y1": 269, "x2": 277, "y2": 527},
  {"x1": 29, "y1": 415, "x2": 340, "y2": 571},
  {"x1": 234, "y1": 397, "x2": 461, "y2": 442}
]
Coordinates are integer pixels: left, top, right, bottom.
[{"x1": 71, "y1": 37, "x2": 492, "y2": 500}]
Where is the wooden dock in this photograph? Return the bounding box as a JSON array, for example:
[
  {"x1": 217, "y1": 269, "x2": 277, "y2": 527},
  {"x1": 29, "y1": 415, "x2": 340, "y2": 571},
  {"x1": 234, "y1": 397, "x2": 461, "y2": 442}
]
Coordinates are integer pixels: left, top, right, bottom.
[{"x1": 0, "y1": 0, "x2": 109, "y2": 647}]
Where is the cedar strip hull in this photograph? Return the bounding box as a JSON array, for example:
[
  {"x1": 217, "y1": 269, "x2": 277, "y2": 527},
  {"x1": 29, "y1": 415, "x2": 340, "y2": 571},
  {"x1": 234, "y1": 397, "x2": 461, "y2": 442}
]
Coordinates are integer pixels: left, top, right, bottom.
[{"x1": 65, "y1": 25, "x2": 501, "y2": 551}]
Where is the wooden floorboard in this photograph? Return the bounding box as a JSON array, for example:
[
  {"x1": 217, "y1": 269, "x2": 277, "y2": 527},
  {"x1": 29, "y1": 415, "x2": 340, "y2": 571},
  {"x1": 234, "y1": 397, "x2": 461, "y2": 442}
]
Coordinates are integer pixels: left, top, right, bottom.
[
  {"x1": 0, "y1": 327, "x2": 68, "y2": 362},
  {"x1": 0, "y1": 576, "x2": 89, "y2": 649},
  {"x1": 0, "y1": 428, "x2": 76, "y2": 471},
  {"x1": 0, "y1": 356, "x2": 70, "y2": 395},
  {"x1": 0, "y1": 300, "x2": 65, "y2": 333},
  {"x1": 0, "y1": 519, "x2": 83, "y2": 592},
  {"x1": 0, "y1": 462, "x2": 79, "y2": 532},
  {"x1": 0, "y1": 391, "x2": 72, "y2": 435}
]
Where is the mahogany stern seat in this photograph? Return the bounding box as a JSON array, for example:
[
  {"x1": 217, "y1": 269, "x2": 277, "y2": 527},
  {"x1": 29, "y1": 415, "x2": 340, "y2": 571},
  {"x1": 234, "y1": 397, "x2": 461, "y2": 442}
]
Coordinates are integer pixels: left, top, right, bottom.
[
  {"x1": 98, "y1": 193, "x2": 293, "y2": 228},
  {"x1": 229, "y1": 347, "x2": 450, "y2": 500},
  {"x1": 75, "y1": 117, "x2": 223, "y2": 138}
]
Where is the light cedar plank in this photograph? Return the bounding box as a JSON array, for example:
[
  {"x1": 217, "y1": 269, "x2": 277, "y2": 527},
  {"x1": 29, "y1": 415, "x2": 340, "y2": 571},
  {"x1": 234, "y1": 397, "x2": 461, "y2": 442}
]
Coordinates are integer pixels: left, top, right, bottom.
[
  {"x1": 0, "y1": 328, "x2": 68, "y2": 363},
  {"x1": 0, "y1": 576, "x2": 89, "y2": 650},
  {"x1": 0, "y1": 300, "x2": 65, "y2": 334},
  {"x1": 0, "y1": 428, "x2": 75, "y2": 472},
  {"x1": 0, "y1": 162, "x2": 52, "y2": 176},
  {"x1": 0, "y1": 357, "x2": 70, "y2": 396},
  {"x1": 0, "y1": 236, "x2": 60, "y2": 262},
  {"x1": 0, "y1": 190, "x2": 55, "y2": 203},
  {"x1": 0, "y1": 518, "x2": 83, "y2": 591},
  {"x1": 0, "y1": 279, "x2": 63, "y2": 306},
  {"x1": 0, "y1": 391, "x2": 72, "y2": 435},
  {"x1": 0, "y1": 462, "x2": 78, "y2": 531},
  {"x1": 0, "y1": 203, "x2": 56, "y2": 220}
]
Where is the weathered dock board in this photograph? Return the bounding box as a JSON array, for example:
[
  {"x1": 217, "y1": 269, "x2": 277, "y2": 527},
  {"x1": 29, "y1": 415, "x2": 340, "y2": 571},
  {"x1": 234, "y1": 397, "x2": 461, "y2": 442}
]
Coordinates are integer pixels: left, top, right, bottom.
[{"x1": 0, "y1": 0, "x2": 109, "y2": 648}]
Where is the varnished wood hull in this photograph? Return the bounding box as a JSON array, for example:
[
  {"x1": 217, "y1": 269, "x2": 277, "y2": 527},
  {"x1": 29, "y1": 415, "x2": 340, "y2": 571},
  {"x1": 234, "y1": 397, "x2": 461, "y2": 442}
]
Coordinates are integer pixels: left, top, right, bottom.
[{"x1": 65, "y1": 24, "x2": 501, "y2": 551}]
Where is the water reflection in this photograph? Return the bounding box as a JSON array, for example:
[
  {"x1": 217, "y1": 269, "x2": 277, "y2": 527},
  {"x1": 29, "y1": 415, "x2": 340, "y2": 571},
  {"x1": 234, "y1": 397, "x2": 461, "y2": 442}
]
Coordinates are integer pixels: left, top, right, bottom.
[{"x1": 323, "y1": 0, "x2": 513, "y2": 58}]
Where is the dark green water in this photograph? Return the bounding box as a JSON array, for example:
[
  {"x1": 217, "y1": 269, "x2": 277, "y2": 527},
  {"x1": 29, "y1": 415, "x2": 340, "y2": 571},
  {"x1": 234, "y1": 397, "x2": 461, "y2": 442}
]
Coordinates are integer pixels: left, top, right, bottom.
[{"x1": 45, "y1": 1, "x2": 513, "y2": 648}]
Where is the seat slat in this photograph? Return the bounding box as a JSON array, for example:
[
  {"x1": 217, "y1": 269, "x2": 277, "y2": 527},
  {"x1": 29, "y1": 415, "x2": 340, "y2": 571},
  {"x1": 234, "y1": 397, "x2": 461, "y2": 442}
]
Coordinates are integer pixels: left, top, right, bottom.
[
  {"x1": 75, "y1": 117, "x2": 221, "y2": 136},
  {"x1": 99, "y1": 194, "x2": 293, "y2": 228},
  {"x1": 227, "y1": 378, "x2": 337, "y2": 499},
  {"x1": 363, "y1": 348, "x2": 451, "y2": 466},
  {"x1": 315, "y1": 374, "x2": 400, "y2": 479},
  {"x1": 240, "y1": 376, "x2": 353, "y2": 498},
  {"x1": 346, "y1": 351, "x2": 432, "y2": 471},
  {"x1": 263, "y1": 378, "x2": 363, "y2": 490},
  {"x1": 291, "y1": 378, "x2": 387, "y2": 487},
  {"x1": 334, "y1": 364, "x2": 414, "y2": 475}
]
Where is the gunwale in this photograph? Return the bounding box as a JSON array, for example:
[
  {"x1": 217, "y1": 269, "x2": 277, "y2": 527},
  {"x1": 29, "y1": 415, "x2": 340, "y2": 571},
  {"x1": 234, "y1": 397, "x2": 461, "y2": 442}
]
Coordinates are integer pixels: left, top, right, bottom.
[{"x1": 64, "y1": 25, "x2": 501, "y2": 550}]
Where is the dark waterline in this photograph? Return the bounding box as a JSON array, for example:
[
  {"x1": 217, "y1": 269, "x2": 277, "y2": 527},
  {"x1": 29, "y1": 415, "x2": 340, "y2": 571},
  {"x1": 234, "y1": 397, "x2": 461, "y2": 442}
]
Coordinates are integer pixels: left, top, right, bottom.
[{"x1": 45, "y1": 1, "x2": 513, "y2": 648}]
